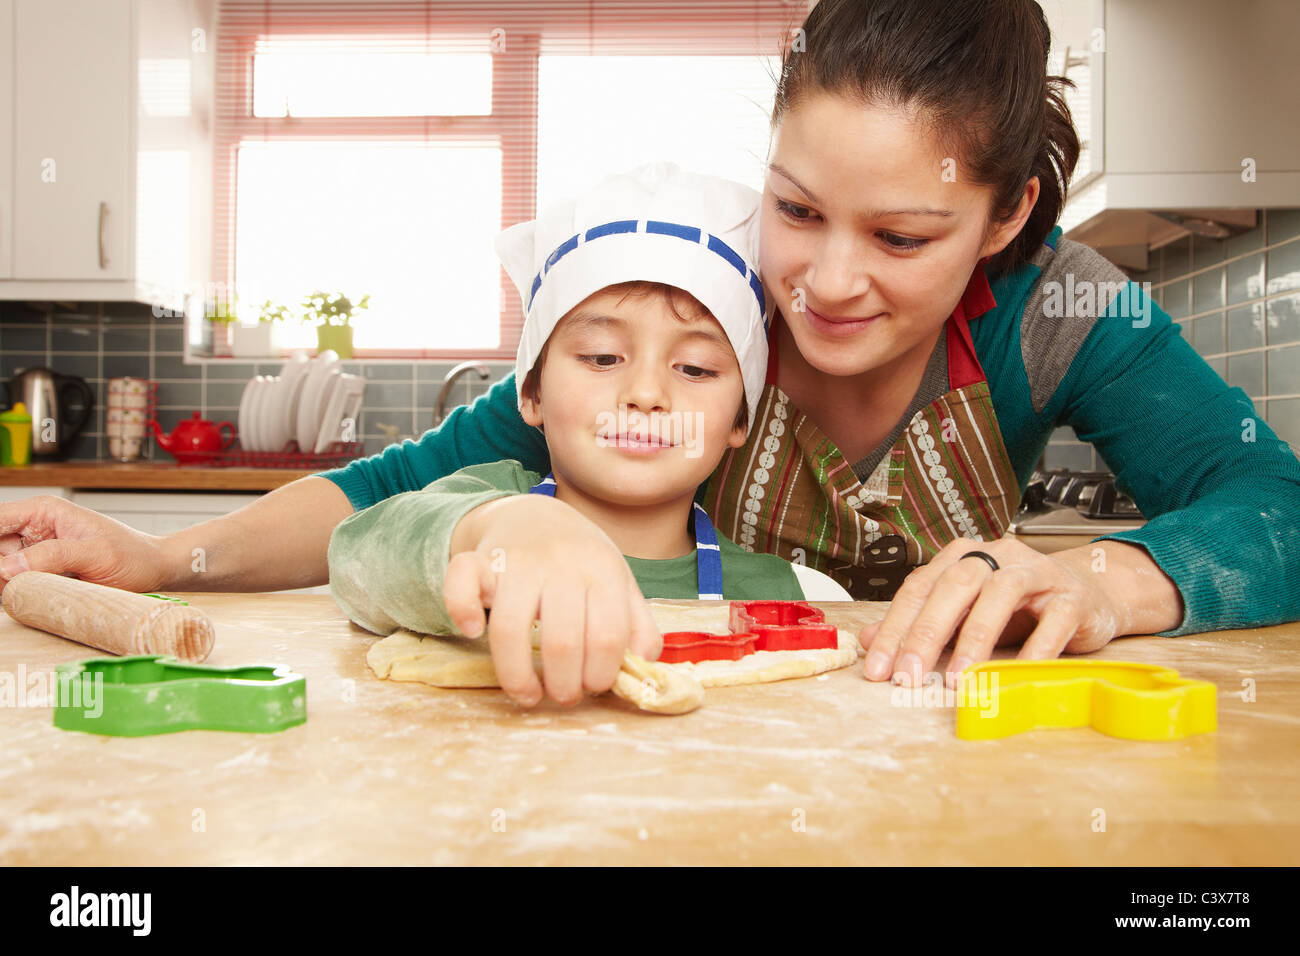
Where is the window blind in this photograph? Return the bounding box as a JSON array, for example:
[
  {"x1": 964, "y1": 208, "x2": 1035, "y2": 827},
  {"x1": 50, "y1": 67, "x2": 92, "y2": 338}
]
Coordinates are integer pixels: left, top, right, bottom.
[{"x1": 214, "y1": 0, "x2": 807, "y2": 358}]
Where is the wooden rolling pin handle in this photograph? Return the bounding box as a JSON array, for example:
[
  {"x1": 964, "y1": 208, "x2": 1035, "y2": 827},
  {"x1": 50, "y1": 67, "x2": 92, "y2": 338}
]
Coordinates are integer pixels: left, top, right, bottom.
[{"x1": 2, "y1": 571, "x2": 214, "y2": 662}]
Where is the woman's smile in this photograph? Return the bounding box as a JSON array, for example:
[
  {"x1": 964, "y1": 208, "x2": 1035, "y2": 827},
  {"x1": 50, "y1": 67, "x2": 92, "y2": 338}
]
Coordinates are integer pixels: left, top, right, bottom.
[{"x1": 802, "y1": 304, "x2": 884, "y2": 337}]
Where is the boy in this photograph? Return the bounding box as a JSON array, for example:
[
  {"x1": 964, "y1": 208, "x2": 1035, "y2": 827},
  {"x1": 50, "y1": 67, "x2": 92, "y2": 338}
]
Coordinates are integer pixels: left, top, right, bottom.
[{"x1": 328, "y1": 162, "x2": 848, "y2": 707}]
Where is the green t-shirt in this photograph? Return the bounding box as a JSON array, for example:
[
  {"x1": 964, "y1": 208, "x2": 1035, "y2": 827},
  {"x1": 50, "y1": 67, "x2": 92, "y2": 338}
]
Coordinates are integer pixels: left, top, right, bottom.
[{"x1": 327, "y1": 459, "x2": 802, "y2": 637}]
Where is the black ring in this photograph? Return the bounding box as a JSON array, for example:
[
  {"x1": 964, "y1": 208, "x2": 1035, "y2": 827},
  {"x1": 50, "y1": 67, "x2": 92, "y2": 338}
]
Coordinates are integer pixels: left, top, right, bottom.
[{"x1": 959, "y1": 550, "x2": 1000, "y2": 573}]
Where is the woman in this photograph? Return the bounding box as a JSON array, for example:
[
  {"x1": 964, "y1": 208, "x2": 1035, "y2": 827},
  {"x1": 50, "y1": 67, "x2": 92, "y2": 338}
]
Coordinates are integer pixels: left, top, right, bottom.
[{"x1": 2, "y1": 0, "x2": 1297, "y2": 705}]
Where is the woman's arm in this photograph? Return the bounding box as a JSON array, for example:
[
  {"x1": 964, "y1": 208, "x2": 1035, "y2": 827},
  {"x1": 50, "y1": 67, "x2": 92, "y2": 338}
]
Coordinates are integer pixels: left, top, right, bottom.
[
  {"x1": 0, "y1": 474, "x2": 355, "y2": 594},
  {"x1": 1056, "y1": 292, "x2": 1300, "y2": 636},
  {"x1": 317, "y1": 372, "x2": 550, "y2": 511},
  {"x1": 859, "y1": 258, "x2": 1300, "y2": 685}
]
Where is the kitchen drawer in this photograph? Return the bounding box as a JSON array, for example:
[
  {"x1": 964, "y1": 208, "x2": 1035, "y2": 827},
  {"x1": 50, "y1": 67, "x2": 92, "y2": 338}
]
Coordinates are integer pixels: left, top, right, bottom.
[{"x1": 0, "y1": 485, "x2": 72, "y2": 503}]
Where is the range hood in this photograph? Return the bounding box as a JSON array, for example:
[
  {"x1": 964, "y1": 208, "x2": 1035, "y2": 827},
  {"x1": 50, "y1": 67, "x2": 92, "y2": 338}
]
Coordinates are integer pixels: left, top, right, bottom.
[
  {"x1": 1042, "y1": 0, "x2": 1299, "y2": 271},
  {"x1": 1066, "y1": 208, "x2": 1259, "y2": 272}
]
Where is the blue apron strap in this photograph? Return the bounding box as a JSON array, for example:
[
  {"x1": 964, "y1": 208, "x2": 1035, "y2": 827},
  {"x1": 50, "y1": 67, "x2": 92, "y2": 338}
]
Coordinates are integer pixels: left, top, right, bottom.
[
  {"x1": 691, "y1": 502, "x2": 724, "y2": 600},
  {"x1": 528, "y1": 474, "x2": 557, "y2": 496},
  {"x1": 527, "y1": 473, "x2": 723, "y2": 600}
]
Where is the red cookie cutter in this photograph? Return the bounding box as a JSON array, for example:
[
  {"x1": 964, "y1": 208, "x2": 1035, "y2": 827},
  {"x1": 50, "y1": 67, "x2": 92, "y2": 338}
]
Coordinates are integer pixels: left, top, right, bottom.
[
  {"x1": 731, "y1": 600, "x2": 840, "y2": 653},
  {"x1": 659, "y1": 631, "x2": 757, "y2": 664},
  {"x1": 659, "y1": 601, "x2": 840, "y2": 664}
]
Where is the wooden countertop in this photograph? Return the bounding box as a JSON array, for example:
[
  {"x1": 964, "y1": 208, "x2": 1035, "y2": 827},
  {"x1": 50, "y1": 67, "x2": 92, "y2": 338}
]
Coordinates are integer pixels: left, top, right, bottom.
[
  {"x1": 1, "y1": 593, "x2": 1295, "y2": 865},
  {"x1": 0, "y1": 462, "x2": 317, "y2": 491}
]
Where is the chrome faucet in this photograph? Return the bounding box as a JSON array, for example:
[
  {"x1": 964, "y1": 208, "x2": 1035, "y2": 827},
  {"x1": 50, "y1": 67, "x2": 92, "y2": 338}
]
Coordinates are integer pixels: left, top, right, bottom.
[{"x1": 433, "y1": 362, "x2": 491, "y2": 427}]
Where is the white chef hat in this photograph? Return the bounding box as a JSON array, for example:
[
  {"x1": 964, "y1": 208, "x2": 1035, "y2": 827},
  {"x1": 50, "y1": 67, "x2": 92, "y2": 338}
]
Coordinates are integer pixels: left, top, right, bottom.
[{"x1": 495, "y1": 161, "x2": 769, "y2": 431}]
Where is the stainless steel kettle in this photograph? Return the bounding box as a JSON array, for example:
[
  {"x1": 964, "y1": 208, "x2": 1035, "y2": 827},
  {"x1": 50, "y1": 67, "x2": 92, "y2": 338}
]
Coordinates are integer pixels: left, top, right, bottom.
[{"x1": 1, "y1": 368, "x2": 94, "y2": 458}]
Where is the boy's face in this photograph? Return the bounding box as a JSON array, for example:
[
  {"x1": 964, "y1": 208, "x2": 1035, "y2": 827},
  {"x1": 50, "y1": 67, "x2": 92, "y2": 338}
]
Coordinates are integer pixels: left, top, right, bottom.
[{"x1": 520, "y1": 287, "x2": 749, "y2": 508}]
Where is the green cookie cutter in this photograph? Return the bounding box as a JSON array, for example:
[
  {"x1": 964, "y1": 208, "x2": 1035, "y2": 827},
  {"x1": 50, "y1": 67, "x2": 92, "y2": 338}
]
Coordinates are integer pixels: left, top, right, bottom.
[{"x1": 53, "y1": 655, "x2": 306, "y2": 737}]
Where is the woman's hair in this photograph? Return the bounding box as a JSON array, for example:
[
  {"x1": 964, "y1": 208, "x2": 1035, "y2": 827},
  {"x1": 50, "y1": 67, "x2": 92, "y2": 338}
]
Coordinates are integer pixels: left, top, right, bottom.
[{"x1": 773, "y1": 0, "x2": 1080, "y2": 278}]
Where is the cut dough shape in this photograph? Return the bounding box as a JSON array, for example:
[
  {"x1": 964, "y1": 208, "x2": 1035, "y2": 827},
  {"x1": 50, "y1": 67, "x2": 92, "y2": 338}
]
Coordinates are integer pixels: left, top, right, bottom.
[
  {"x1": 645, "y1": 603, "x2": 862, "y2": 687},
  {"x1": 365, "y1": 602, "x2": 862, "y2": 714}
]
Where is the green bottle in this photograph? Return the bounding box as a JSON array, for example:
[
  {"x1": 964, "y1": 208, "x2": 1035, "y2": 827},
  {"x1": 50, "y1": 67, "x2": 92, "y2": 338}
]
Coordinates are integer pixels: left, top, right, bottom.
[{"x1": 0, "y1": 401, "x2": 34, "y2": 466}]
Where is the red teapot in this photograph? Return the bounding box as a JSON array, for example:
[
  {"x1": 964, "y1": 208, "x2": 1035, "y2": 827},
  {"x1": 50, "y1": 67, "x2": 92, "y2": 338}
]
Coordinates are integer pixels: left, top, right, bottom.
[{"x1": 149, "y1": 411, "x2": 236, "y2": 465}]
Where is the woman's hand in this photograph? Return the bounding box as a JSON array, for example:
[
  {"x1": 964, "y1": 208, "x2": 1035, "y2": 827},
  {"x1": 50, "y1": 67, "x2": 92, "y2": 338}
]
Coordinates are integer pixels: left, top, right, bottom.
[
  {"x1": 857, "y1": 537, "x2": 1137, "y2": 687},
  {"x1": 0, "y1": 495, "x2": 171, "y2": 594},
  {"x1": 445, "y1": 494, "x2": 663, "y2": 709}
]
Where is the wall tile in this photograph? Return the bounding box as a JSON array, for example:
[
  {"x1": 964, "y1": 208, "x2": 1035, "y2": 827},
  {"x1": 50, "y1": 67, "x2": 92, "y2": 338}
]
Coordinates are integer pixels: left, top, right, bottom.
[
  {"x1": 1227, "y1": 253, "x2": 1265, "y2": 306},
  {"x1": 1227, "y1": 303, "x2": 1266, "y2": 352},
  {"x1": 1227, "y1": 352, "x2": 1264, "y2": 398},
  {"x1": 51, "y1": 323, "x2": 99, "y2": 352},
  {"x1": 1042, "y1": 444, "x2": 1094, "y2": 471},
  {"x1": 2, "y1": 352, "x2": 48, "y2": 379},
  {"x1": 102, "y1": 355, "x2": 151, "y2": 379},
  {"x1": 1161, "y1": 238, "x2": 1191, "y2": 279},
  {"x1": 1192, "y1": 267, "x2": 1225, "y2": 314},
  {"x1": 3, "y1": 325, "x2": 48, "y2": 352},
  {"x1": 1268, "y1": 343, "x2": 1300, "y2": 395},
  {"x1": 1266, "y1": 293, "x2": 1300, "y2": 346},
  {"x1": 1267, "y1": 398, "x2": 1300, "y2": 449},
  {"x1": 1191, "y1": 312, "x2": 1225, "y2": 356},
  {"x1": 102, "y1": 327, "x2": 151, "y2": 352},
  {"x1": 1267, "y1": 238, "x2": 1300, "y2": 296},
  {"x1": 1267, "y1": 209, "x2": 1300, "y2": 245},
  {"x1": 1191, "y1": 234, "x2": 1226, "y2": 271},
  {"x1": 1162, "y1": 279, "x2": 1190, "y2": 319}
]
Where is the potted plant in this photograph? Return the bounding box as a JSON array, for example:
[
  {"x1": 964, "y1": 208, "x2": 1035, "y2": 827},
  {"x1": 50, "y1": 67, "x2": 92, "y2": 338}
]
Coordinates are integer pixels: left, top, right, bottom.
[
  {"x1": 228, "y1": 299, "x2": 290, "y2": 358},
  {"x1": 300, "y1": 291, "x2": 370, "y2": 359},
  {"x1": 205, "y1": 292, "x2": 241, "y2": 358}
]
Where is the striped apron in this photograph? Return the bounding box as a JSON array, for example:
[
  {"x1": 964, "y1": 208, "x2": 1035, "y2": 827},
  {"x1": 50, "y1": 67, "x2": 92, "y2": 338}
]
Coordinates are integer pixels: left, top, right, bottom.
[{"x1": 703, "y1": 266, "x2": 1022, "y2": 601}]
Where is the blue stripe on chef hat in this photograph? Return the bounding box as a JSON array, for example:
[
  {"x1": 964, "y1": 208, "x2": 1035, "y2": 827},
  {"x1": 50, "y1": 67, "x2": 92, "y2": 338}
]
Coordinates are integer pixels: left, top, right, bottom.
[{"x1": 526, "y1": 219, "x2": 767, "y2": 333}]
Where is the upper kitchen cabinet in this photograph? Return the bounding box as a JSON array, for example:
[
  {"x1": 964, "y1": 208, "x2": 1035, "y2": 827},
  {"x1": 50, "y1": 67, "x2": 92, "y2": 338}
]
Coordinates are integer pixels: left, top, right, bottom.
[
  {"x1": 1040, "y1": 0, "x2": 1300, "y2": 268},
  {"x1": 0, "y1": 0, "x2": 13, "y2": 279},
  {"x1": 0, "y1": 0, "x2": 215, "y2": 309}
]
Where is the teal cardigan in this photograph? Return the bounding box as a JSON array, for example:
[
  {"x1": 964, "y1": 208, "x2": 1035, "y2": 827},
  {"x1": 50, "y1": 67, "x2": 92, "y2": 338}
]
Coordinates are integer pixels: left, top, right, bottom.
[{"x1": 319, "y1": 227, "x2": 1300, "y2": 638}]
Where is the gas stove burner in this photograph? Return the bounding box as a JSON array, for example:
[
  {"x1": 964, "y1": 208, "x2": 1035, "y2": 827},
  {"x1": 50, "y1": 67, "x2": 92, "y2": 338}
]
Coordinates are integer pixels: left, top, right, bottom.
[{"x1": 1010, "y1": 468, "x2": 1146, "y2": 534}]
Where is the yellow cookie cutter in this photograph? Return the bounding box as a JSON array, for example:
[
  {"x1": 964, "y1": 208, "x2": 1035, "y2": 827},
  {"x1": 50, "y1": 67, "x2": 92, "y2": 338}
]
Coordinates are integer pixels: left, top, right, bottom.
[{"x1": 954, "y1": 660, "x2": 1217, "y2": 741}]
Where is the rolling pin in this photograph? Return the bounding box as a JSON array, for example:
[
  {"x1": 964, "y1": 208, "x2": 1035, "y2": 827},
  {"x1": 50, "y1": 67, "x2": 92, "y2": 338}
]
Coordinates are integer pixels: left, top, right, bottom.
[{"x1": 2, "y1": 571, "x2": 214, "y2": 662}]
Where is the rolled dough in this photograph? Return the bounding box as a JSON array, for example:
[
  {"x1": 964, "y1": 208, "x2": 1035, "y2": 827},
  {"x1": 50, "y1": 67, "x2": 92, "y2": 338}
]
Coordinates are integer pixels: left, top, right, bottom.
[{"x1": 365, "y1": 601, "x2": 862, "y2": 714}]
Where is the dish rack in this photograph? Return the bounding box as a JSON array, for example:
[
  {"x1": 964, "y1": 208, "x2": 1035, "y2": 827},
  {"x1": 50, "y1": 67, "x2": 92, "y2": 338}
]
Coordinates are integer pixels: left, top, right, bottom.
[{"x1": 185, "y1": 440, "x2": 365, "y2": 469}]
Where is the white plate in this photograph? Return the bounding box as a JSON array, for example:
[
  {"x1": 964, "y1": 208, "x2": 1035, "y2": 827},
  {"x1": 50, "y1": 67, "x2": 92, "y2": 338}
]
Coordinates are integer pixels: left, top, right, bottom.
[
  {"x1": 241, "y1": 377, "x2": 262, "y2": 451},
  {"x1": 280, "y1": 371, "x2": 310, "y2": 452},
  {"x1": 314, "y1": 373, "x2": 365, "y2": 453},
  {"x1": 260, "y1": 375, "x2": 289, "y2": 452},
  {"x1": 276, "y1": 351, "x2": 311, "y2": 446},
  {"x1": 237, "y1": 377, "x2": 259, "y2": 449},
  {"x1": 295, "y1": 350, "x2": 340, "y2": 450},
  {"x1": 246, "y1": 376, "x2": 269, "y2": 451}
]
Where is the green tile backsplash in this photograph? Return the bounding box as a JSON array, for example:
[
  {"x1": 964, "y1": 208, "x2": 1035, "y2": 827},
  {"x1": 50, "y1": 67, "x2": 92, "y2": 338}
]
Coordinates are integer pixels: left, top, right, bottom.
[
  {"x1": 1046, "y1": 208, "x2": 1300, "y2": 473},
  {"x1": 0, "y1": 299, "x2": 513, "y2": 461}
]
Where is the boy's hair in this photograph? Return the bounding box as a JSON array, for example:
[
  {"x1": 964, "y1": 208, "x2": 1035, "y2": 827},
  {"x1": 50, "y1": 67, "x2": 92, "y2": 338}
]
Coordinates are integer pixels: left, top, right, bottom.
[{"x1": 519, "y1": 280, "x2": 750, "y2": 434}]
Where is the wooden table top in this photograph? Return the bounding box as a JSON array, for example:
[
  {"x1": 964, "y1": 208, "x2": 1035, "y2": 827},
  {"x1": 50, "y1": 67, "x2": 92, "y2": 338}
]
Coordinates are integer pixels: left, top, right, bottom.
[
  {"x1": 1, "y1": 593, "x2": 1295, "y2": 865},
  {"x1": 0, "y1": 462, "x2": 317, "y2": 491}
]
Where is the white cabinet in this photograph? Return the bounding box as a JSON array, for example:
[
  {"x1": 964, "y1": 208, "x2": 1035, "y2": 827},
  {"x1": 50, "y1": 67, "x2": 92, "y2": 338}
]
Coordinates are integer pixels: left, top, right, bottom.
[
  {"x1": 0, "y1": 0, "x2": 214, "y2": 308},
  {"x1": 0, "y1": 485, "x2": 72, "y2": 503},
  {"x1": 0, "y1": 0, "x2": 13, "y2": 280},
  {"x1": 13, "y1": 0, "x2": 132, "y2": 281},
  {"x1": 1041, "y1": 0, "x2": 1300, "y2": 264}
]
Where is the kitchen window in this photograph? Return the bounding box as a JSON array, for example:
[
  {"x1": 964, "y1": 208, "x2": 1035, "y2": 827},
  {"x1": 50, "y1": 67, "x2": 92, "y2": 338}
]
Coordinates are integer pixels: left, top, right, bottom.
[{"x1": 211, "y1": 0, "x2": 796, "y2": 359}]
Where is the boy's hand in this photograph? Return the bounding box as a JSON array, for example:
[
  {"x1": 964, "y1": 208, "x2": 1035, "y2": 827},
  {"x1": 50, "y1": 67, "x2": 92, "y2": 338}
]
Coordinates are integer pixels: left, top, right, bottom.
[{"x1": 444, "y1": 495, "x2": 662, "y2": 708}]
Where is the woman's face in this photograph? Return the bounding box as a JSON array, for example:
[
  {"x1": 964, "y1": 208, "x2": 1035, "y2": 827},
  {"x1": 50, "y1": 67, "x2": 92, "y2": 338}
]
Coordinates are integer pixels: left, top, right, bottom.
[{"x1": 760, "y1": 89, "x2": 1034, "y2": 379}]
